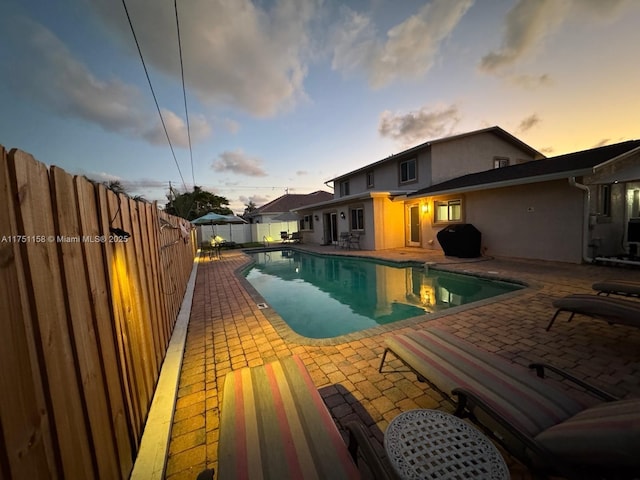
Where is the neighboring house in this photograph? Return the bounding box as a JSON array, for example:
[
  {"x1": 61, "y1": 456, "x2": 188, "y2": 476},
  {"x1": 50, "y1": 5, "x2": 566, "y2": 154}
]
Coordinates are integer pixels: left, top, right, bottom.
[
  {"x1": 294, "y1": 126, "x2": 543, "y2": 249},
  {"x1": 295, "y1": 126, "x2": 640, "y2": 264},
  {"x1": 245, "y1": 191, "x2": 333, "y2": 224}
]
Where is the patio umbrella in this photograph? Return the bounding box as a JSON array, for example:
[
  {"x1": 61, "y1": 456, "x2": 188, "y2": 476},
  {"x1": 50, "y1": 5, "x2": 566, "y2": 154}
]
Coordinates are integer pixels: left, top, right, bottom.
[
  {"x1": 193, "y1": 212, "x2": 248, "y2": 242},
  {"x1": 272, "y1": 211, "x2": 300, "y2": 233}
]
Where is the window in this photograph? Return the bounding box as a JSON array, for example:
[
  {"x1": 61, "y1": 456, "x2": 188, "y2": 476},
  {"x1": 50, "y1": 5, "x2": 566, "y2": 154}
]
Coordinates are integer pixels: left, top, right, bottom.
[
  {"x1": 399, "y1": 159, "x2": 417, "y2": 183},
  {"x1": 493, "y1": 157, "x2": 509, "y2": 168},
  {"x1": 599, "y1": 184, "x2": 611, "y2": 216},
  {"x1": 301, "y1": 215, "x2": 314, "y2": 230},
  {"x1": 366, "y1": 171, "x2": 374, "y2": 188},
  {"x1": 434, "y1": 199, "x2": 462, "y2": 223},
  {"x1": 350, "y1": 207, "x2": 364, "y2": 231},
  {"x1": 340, "y1": 181, "x2": 350, "y2": 196}
]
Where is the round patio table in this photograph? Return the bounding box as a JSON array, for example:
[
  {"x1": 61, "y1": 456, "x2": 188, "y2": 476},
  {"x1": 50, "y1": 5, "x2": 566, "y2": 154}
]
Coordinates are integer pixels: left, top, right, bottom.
[{"x1": 384, "y1": 409, "x2": 509, "y2": 480}]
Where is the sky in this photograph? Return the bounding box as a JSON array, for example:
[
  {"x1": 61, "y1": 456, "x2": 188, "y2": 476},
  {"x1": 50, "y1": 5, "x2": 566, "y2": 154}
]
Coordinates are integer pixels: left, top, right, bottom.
[{"x1": 1, "y1": 0, "x2": 639, "y2": 214}]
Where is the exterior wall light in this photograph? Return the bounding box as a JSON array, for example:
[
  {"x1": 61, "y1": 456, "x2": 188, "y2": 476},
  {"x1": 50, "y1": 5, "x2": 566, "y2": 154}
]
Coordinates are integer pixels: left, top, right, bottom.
[
  {"x1": 422, "y1": 203, "x2": 430, "y2": 213},
  {"x1": 340, "y1": 212, "x2": 346, "y2": 219},
  {"x1": 314, "y1": 215, "x2": 319, "y2": 221}
]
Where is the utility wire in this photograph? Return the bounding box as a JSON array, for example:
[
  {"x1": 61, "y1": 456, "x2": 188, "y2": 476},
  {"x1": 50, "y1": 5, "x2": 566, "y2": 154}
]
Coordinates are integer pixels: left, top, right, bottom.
[
  {"x1": 174, "y1": 0, "x2": 195, "y2": 188},
  {"x1": 121, "y1": 0, "x2": 188, "y2": 192}
]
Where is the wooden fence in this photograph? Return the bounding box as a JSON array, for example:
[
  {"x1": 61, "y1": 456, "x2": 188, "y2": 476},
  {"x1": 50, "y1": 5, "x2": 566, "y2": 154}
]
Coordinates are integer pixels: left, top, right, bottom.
[{"x1": 0, "y1": 146, "x2": 196, "y2": 479}]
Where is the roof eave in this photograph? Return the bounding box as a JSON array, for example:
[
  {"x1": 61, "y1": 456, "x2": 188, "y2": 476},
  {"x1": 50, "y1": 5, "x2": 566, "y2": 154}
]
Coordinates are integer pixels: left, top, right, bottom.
[
  {"x1": 292, "y1": 191, "x2": 405, "y2": 211},
  {"x1": 408, "y1": 169, "x2": 594, "y2": 198}
]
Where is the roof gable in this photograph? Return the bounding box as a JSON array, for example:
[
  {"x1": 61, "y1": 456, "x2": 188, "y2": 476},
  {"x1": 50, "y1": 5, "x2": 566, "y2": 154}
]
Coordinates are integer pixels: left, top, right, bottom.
[
  {"x1": 329, "y1": 126, "x2": 543, "y2": 183},
  {"x1": 409, "y1": 140, "x2": 640, "y2": 197}
]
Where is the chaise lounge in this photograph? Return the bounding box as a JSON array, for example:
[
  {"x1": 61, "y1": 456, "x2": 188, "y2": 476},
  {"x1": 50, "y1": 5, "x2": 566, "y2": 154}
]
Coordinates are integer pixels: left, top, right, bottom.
[
  {"x1": 378, "y1": 327, "x2": 640, "y2": 479},
  {"x1": 217, "y1": 356, "x2": 392, "y2": 479},
  {"x1": 547, "y1": 293, "x2": 640, "y2": 331},
  {"x1": 592, "y1": 279, "x2": 640, "y2": 297}
]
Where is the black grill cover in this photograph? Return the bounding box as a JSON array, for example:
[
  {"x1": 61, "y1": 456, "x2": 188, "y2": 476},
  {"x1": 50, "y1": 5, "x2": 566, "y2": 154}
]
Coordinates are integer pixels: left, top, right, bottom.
[{"x1": 437, "y1": 224, "x2": 482, "y2": 258}]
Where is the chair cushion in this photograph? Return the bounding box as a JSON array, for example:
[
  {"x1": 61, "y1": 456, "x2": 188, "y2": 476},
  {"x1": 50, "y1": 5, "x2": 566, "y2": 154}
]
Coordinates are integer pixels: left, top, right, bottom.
[
  {"x1": 535, "y1": 398, "x2": 640, "y2": 468},
  {"x1": 385, "y1": 329, "x2": 590, "y2": 437},
  {"x1": 217, "y1": 356, "x2": 360, "y2": 479}
]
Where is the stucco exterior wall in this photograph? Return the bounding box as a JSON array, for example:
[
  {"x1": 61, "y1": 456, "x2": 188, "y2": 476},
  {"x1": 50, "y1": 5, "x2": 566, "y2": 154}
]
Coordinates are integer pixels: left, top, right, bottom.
[
  {"x1": 431, "y1": 132, "x2": 539, "y2": 185},
  {"x1": 336, "y1": 149, "x2": 432, "y2": 198},
  {"x1": 421, "y1": 180, "x2": 585, "y2": 263}
]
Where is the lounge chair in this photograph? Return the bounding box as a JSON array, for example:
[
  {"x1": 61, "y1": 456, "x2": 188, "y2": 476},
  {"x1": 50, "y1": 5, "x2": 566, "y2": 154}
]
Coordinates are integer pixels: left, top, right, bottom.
[
  {"x1": 592, "y1": 279, "x2": 640, "y2": 297},
  {"x1": 290, "y1": 231, "x2": 302, "y2": 243},
  {"x1": 218, "y1": 356, "x2": 392, "y2": 479},
  {"x1": 378, "y1": 328, "x2": 640, "y2": 479},
  {"x1": 547, "y1": 293, "x2": 640, "y2": 331}
]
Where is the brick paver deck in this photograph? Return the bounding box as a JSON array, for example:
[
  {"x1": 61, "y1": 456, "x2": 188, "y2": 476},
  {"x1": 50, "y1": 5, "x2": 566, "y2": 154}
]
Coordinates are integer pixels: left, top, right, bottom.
[{"x1": 164, "y1": 246, "x2": 640, "y2": 479}]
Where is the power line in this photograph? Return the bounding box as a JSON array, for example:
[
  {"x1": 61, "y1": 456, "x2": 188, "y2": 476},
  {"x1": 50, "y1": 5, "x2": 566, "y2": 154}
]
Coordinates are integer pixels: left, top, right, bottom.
[
  {"x1": 174, "y1": 0, "x2": 195, "y2": 187},
  {"x1": 120, "y1": 0, "x2": 188, "y2": 192}
]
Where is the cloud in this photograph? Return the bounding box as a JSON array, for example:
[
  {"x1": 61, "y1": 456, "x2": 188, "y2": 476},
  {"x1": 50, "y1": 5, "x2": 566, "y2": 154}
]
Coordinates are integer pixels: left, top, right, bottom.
[
  {"x1": 509, "y1": 73, "x2": 552, "y2": 89},
  {"x1": 88, "y1": 0, "x2": 317, "y2": 117},
  {"x1": 2, "y1": 15, "x2": 212, "y2": 147},
  {"x1": 479, "y1": 0, "x2": 630, "y2": 74},
  {"x1": 378, "y1": 105, "x2": 460, "y2": 146},
  {"x1": 142, "y1": 110, "x2": 211, "y2": 147},
  {"x1": 212, "y1": 150, "x2": 268, "y2": 177},
  {"x1": 332, "y1": 0, "x2": 473, "y2": 88},
  {"x1": 239, "y1": 194, "x2": 270, "y2": 206},
  {"x1": 517, "y1": 114, "x2": 540, "y2": 133}
]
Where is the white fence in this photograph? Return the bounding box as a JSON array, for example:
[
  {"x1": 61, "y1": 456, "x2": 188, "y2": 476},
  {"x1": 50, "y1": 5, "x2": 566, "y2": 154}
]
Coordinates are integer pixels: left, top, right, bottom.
[{"x1": 196, "y1": 221, "x2": 299, "y2": 245}]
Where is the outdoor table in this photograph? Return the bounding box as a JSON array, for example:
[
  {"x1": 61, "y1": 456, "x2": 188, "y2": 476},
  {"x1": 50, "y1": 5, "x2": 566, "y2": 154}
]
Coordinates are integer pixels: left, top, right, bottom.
[{"x1": 384, "y1": 409, "x2": 509, "y2": 480}]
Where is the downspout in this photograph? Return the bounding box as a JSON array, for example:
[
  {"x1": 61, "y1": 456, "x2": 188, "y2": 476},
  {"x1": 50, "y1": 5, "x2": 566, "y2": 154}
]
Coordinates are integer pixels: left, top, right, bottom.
[{"x1": 568, "y1": 177, "x2": 593, "y2": 263}]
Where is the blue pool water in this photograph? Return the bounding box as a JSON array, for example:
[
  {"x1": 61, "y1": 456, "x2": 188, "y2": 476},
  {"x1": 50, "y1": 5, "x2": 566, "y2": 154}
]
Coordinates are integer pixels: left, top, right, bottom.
[{"x1": 244, "y1": 249, "x2": 522, "y2": 339}]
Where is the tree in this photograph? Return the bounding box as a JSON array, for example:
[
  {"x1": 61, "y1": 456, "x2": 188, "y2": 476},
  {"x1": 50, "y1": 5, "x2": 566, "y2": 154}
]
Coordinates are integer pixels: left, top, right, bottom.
[
  {"x1": 165, "y1": 185, "x2": 232, "y2": 220},
  {"x1": 242, "y1": 200, "x2": 257, "y2": 218}
]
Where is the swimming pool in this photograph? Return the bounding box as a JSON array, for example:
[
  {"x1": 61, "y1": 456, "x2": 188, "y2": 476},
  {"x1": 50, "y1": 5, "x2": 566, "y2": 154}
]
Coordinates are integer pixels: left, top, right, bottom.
[{"x1": 243, "y1": 249, "x2": 522, "y2": 339}]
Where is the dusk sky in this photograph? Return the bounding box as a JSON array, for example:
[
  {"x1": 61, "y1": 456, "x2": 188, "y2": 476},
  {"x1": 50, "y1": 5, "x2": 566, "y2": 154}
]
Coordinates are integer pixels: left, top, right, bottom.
[{"x1": 1, "y1": 0, "x2": 639, "y2": 213}]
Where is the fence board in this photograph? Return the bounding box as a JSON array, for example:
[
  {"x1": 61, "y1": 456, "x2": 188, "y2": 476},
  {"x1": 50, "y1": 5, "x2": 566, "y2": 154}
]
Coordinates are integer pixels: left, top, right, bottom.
[
  {"x1": 76, "y1": 176, "x2": 134, "y2": 478},
  {"x1": 103, "y1": 189, "x2": 144, "y2": 443},
  {"x1": 50, "y1": 166, "x2": 120, "y2": 478},
  {"x1": 7, "y1": 149, "x2": 95, "y2": 478},
  {"x1": 0, "y1": 147, "x2": 56, "y2": 478}
]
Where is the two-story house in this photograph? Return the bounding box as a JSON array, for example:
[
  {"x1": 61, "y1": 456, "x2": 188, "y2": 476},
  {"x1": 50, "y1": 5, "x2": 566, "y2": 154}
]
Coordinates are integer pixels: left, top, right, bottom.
[
  {"x1": 295, "y1": 125, "x2": 640, "y2": 265},
  {"x1": 295, "y1": 126, "x2": 543, "y2": 250}
]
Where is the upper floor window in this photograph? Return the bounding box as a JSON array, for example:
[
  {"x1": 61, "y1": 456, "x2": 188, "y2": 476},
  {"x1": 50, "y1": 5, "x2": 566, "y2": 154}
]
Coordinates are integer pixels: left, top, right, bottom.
[
  {"x1": 366, "y1": 171, "x2": 374, "y2": 188},
  {"x1": 350, "y1": 207, "x2": 364, "y2": 231},
  {"x1": 434, "y1": 199, "x2": 462, "y2": 223},
  {"x1": 493, "y1": 157, "x2": 510, "y2": 168},
  {"x1": 399, "y1": 159, "x2": 417, "y2": 183},
  {"x1": 340, "y1": 181, "x2": 350, "y2": 196}
]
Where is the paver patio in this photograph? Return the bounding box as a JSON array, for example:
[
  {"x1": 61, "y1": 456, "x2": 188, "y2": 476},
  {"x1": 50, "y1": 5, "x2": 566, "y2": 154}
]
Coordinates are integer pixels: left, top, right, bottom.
[{"x1": 164, "y1": 245, "x2": 640, "y2": 479}]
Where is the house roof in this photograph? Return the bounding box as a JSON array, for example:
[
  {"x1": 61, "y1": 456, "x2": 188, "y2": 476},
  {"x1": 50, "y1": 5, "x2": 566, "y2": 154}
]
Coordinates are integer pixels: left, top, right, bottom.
[
  {"x1": 328, "y1": 126, "x2": 544, "y2": 183},
  {"x1": 248, "y1": 191, "x2": 333, "y2": 216},
  {"x1": 408, "y1": 140, "x2": 640, "y2": 198}
]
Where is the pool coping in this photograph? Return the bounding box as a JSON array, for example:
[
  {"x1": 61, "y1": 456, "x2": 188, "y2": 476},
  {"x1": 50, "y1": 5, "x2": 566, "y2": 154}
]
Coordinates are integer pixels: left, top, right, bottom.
[{"x1": 236, "y1": 247, "x2": 534, "y2": 346}]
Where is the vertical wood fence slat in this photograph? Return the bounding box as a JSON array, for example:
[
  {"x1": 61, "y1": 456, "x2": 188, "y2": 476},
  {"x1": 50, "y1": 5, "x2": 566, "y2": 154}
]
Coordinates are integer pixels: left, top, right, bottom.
[
  {"x1": 76, "y1": 176, "x2": 134, "y2": 478},
  {"x1": 1, "y1": 146, "x2": 196, "y2": 479},
  {"x1": 103, "y1": 189, "x2": 144, "y2": 444},
  {"x1": 7, "y1": 150, "x2": 95, "y2": 479},
  {"x1": 50, "y1": 166, "x2": 120, "y2": 478},
  {"x1": 0, "y1": 147, "x2": 56, "y2": 478}
]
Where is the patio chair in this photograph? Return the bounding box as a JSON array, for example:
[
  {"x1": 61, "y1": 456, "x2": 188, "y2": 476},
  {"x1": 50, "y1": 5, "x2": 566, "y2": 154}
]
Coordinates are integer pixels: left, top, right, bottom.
[
  {"x1": 348, "y1": 232, "x2": 362, "y2": 250},
  {"x1": 290, "y1": 231, "x2": 302, "y2": 243},
  {"x1": 378, "y1": 327, "x2": 640, "y2": 479},
  {"x1": 547, "y1": 293, "x2": 640, "y2": 331},
  {"x1": 592, "y1": 279, "x2": 640, "y2": 297},
  {"x1": 338, "y1": 232, "x2": 350, "y2": 249}
]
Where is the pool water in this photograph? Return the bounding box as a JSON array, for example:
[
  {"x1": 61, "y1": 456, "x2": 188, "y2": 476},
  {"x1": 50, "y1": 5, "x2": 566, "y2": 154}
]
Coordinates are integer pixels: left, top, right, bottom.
[{"x1": 244, "y1": 250, "x2": 522, "y2": 339}]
